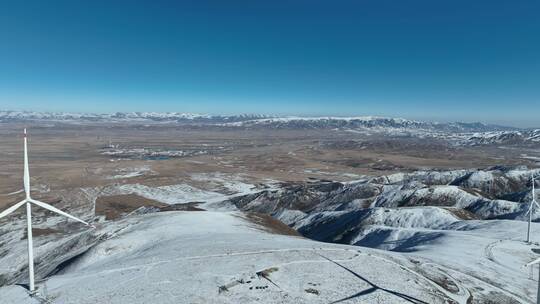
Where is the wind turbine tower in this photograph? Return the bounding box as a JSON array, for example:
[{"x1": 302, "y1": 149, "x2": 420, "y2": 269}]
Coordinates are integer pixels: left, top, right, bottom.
[
  {"x1": 527, "y1": 173, "x2": 539, "y2": 243},
  {"x1": 0, "y1": 129, "x2": 94, "y2": 293}
]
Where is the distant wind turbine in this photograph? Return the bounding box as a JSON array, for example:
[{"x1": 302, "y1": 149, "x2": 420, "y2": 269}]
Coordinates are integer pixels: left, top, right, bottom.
[
  {"x1": 527, "y1": 173, "x2": 539, "y2": 243},
  {"x1": 0, "y1": 129, "x2": 93, "y2": 293},
  {"x1": 526, "y1": 256, "x2": 540, "y2": 304}
]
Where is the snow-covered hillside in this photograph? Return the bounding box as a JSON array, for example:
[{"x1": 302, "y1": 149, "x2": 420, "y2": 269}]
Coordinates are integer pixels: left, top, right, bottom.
[
  {"x1": 3, "y1": 210, "x2": 539, "y2": 303},
  {"x1": 221, "y1": 167, "x2": 540, "y2": 271},
  {"x1": 1, "y1": 211, "x2": 469, "y2": 304}
]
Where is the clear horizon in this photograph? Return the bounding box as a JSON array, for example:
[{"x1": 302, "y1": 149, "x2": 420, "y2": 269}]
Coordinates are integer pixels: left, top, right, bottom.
[{"x1": 1, "y1": 1, "x2": 538, "y2": 128}]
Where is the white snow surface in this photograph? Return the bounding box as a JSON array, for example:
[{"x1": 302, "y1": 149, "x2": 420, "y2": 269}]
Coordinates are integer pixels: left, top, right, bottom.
[
  {"x1": 355, "y1": 219, "x2": 540, "y2": 302},
  {"x1": 1, "y1": 211, "x2": 460, "y2": 304},
  {"x1": 2, "y1": 196, "x2": 540, "y2": 303}
]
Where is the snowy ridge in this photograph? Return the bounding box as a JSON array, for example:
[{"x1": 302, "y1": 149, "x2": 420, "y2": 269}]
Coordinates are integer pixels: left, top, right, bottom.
[
  {"x1": 227, "y1": 167, "x2": 540, "y2": 247},
  {"x1": 0, "y1": 211, "x2": 468, "y2": 303}
]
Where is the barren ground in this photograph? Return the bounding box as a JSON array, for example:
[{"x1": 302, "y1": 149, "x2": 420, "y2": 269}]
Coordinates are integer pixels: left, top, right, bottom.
[{"x1": 0, "y1": 122, "x2": 535, "y2": 210}]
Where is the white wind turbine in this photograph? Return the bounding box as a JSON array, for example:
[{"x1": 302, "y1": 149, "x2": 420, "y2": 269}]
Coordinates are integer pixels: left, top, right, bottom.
[
  {"x1": 0, "y1": 129, "x2": 93, "y2": 293},
  {"x1": 527, "y1": 172, "x2": 539, "y2": 243},
  {"x1": 526, "y1": 256, "x2": 540, "y2": 304}
]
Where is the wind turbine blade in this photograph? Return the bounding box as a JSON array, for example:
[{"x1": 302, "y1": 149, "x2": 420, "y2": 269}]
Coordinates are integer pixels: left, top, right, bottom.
[
  {"x1": 29, "y1": 199, "x2": 91, "y2": 226},
  {"x1": 533, "y1": 174, "x2": 536, "y2": 202},
  {"x1": 0, "y1": 200, "x2": 26, "y2": 220},
  {"x1": 23, "y1": 128, "x2": 30, "y2": 198},
  {"x1": 527, "y1": 257, "x2": 540, "y2": 267}
]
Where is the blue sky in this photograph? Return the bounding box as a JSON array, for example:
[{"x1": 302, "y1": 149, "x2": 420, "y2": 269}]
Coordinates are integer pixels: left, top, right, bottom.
[{"x1": 0, "y1": 1, "x2": 538, "y2": 127}]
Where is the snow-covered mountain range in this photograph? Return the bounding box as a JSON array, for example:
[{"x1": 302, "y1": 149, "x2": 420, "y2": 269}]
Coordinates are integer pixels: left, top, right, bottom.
[
  {"x1": 0, "y1": 110, "x2": 516, "y2": 132},
  {"x1": 6, "y1": 110, "x2": 539, "y2": 146},
  {"x1": 207, "y1": 166, "x2": 540, "y2": 253}
]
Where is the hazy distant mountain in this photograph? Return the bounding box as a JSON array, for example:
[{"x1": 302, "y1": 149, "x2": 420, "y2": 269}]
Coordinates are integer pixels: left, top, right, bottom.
[
  {"x1": 0, "y1": 110, "x2": 517, "y2": 133},
  {"x1": 0, "y1": 110, "x2": 270, "y2": 123},
  {"x1": 222, "y1": 116, "x2": 517, "y2": 133}
]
